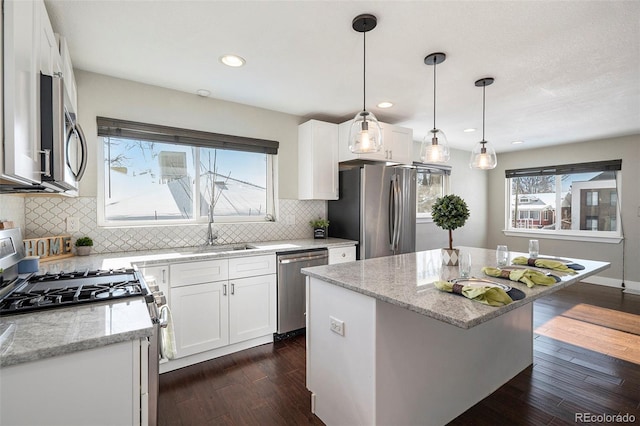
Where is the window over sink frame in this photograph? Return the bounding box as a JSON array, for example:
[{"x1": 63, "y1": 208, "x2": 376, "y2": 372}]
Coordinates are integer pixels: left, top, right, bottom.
[{"x1": 96, "y1": 117, "x2": 278, "y2": 227}]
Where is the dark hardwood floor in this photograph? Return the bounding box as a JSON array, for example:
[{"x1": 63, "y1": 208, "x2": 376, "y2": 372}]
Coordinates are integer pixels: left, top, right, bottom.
[{"x1": 159, "y1": 283, "x2": 640, "y2": 425}]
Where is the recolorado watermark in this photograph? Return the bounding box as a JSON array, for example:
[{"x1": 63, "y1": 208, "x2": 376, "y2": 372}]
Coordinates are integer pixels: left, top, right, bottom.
[{"x1": 575, "y1": 412, "x2": 636, "y2": 423}]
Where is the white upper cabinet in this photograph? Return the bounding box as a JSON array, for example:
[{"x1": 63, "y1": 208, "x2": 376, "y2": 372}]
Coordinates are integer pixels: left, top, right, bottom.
[
  {"x1": 2, "y1": 0, "x2": 63, "y2": 185},
  {"x1": 298, "y1": 120, "x2": 339, "y2": 200},
  {"x1": 338, "y1": 120, "x2": 413, "y2": 165},
  {"x1": 58, "y1": 37, "x2": 77, "y2": 114},
  {"x1": 3, "y1": 0, "x2": 41, "y2": 184},
  {"x1": 38, "y1": 2, "x2": 61, "y2": 76},
  {"x1": 383, "y1": 123, "x2": 413, "y2": 165}
]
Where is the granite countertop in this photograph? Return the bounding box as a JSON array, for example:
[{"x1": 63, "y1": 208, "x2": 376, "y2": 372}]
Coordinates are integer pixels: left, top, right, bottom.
[
  {"x1": 35, "y1": 237, "x2": 357, "y2": 272},
  {"x1": 0, "y1": 238, "x2": 356, "y2": 367},
  {"x1": 302, "y1": 246, "x2": 610, "y2": 329},
  {"x1": 0, "y1": 298, "x2": 152, "y2": 367}
]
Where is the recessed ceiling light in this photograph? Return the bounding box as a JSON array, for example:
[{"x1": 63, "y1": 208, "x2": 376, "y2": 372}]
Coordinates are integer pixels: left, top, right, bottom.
[
  {"x1": 219, "y1": 54, "x2": 246, "y2": 67},
  {"x1": 463, "y1": 128, "x2": 476, "y2": 133},
  {"x1": 377, "y1": 101, "x2": 393, "y2": 108},
  {"x1": 512, "y1": 140, "x2": 524, "y2": 145},
  {"x1": 196, "y1": 89, "x2": 211, "y2": 97}
]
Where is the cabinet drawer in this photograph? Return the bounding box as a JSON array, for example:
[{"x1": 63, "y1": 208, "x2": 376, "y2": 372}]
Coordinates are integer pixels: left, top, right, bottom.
[
  {"x1": 328, "y1": 246, "x2": 356, "y2": 265},
  {"x1": 229, "y1": 254, "x2": 276, "y2": 279},
  {"x1": 170, "y1": 259, "x2": 228, "y2": 287}
]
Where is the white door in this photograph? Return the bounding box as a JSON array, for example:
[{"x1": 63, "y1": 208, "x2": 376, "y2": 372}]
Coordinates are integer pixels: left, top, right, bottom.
[
  {"x1": 229, "y1": 274, "x2": 276, "y2": 344},
  {"x1": 383, "y1": 124, "x2": 412, "y2": 164},
  {"x1": 171, "y1": 281, "x2": 229, "y2": 357},
  {"x1": 3, "y1": 0, "x2": 41, "y2": 183}
]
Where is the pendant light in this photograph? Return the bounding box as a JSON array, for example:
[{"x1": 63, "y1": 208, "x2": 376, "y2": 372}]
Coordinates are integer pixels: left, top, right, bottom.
[
  {"x1": 349, "y1": 14, "x2": 382, "y2": 154},
  {"x1": 470, "y1": 77, "x2": 498, "y2": 170},
  {"x1": 420, "y1": 52, "x2": 450, "y2": 163}
]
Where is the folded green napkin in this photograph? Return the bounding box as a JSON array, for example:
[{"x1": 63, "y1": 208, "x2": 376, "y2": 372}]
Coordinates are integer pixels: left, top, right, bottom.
[
  {"x1": 482, "y1": 267, "x2": 557, "y2": 288},
  {"x1": 511, "y1": 256, "x2": 577, "y2": 275},
  {"x1": 434, "y1": 281, "x2": 513, "y2": 307}
]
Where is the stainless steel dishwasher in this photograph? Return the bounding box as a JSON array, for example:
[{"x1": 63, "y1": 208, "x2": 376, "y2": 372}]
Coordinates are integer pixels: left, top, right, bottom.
[{"x1": 276, "y1": 249, "x2": 328, "y2": 336}]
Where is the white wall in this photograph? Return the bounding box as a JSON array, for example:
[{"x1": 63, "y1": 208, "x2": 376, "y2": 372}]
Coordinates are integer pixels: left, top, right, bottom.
[
  {"x1": 7, "y1": 71, "x2": 330, "y2": 252},
  {"x1": 414, "y1": 143, "x2": 488, "y2": 251},
  {"x1": 75, "y1": 70, "x2": 303, "y2": 199},
  {"x1": 486, "y1": 134, "x2": 640, "y2": 290}
]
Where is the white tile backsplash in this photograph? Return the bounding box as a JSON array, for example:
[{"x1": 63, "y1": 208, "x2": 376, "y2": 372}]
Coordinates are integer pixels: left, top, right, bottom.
[
  {"x1": 0, "y1": 194, "x2": 26, "y2": 235},
  {"x1": 24, "y1": 196, "x2": 327, "y2": 253}
]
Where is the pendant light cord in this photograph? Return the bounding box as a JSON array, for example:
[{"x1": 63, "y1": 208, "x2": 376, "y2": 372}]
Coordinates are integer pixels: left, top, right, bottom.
[
  {"x1": 363, "y1": 31, "x2": 366, "y2": 112},
  {"x1": 482, "y1": 82, "x2": 486, "y2": 143},
  {"x1": 433, "y1": 59, "x2": 437, "y2": 130}
]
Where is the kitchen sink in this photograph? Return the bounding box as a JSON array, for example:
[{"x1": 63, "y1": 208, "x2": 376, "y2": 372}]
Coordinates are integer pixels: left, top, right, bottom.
[{"x1": 190, "y1": 243, "x2": 258, "y2": 253}]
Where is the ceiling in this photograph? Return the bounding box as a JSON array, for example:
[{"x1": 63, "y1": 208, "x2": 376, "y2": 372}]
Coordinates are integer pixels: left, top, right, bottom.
[{"x1": 44, "y1": 1, "x2": 640, "y2": 154}]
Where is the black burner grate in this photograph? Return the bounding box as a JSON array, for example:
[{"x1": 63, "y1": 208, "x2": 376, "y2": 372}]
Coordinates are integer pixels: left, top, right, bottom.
[{"x1": 0, "y1": 269, "x2": 147, "y2": 315}]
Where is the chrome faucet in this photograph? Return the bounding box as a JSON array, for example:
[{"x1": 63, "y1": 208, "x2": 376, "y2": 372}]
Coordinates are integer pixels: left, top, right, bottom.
[{"x1": 206, "y1": 205, "x2": 218, "y2": 245}]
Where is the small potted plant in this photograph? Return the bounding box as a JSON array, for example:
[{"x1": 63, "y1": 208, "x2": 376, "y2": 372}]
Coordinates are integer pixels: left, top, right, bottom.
[
  {"x1": 431, "y1": 194, "x2": 470, "y2": 266},
  {"x1": 309, "y1": 218, "x2": 330, "y2": 239},
  {"x1": 75, "y1": 236, "x2": 94, "y2": 256}
]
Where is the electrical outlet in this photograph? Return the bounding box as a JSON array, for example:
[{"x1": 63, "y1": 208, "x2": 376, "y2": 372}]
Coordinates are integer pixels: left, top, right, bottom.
[
  {"x1": 330, "y1": 316, "x2": 344, "y2": 336},
  {"x1": 286, "y1": 214, "x2": 296, "y2": 225},
  {"x1": 66, "y1": 217, "x2": 79, "y2": 233}
]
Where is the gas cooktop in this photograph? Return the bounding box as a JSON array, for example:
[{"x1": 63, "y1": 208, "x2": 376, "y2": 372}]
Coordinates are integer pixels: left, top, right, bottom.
[{"x1": 0, "y1": 268, "x2": 150, "y2": 315}]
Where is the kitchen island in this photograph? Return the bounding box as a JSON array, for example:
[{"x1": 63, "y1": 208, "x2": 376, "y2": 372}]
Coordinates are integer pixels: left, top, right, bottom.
[{"x1": 302, "y1": 247, "x2": 610, "y2": 426}]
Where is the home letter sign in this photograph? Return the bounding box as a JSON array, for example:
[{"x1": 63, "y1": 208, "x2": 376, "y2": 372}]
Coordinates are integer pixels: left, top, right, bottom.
[{"x1": 23, "y1": 235, "x2": 73, "y2": 261}]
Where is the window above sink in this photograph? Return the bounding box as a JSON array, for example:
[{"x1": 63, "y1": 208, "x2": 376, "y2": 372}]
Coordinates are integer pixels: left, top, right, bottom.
[{"x1": 96, "y1": 117, "x2": 278, "y2": 227}]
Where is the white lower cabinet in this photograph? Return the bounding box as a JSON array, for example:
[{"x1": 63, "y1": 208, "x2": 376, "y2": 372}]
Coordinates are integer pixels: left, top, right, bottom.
[
  {"x1": 165, "y1": 255, "x2": 276, "y2": 367},
  {"x1": 328, "y1": 246, "x2": 356, "y2": 264},
  {"x1": 171, "y1": 280, "x2": 229, "y2": 357},
  {"x1": 0, "y1": 339, "x2": 146, "y2": 426},
  {"x1": 229, "y1": 274, "x2": 277, "y2": 344},
  {"x1": 139, "y1": 264, "x2": 170, "y2": 304}
]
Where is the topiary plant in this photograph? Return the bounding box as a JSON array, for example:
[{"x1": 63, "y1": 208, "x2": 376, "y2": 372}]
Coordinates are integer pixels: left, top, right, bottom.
[
  {"x1": 75, "y1": 236, "x2": 93, "y2": 247},
  {"x1": 431, "y1": 194, "x2": 470, "y2": 250}
]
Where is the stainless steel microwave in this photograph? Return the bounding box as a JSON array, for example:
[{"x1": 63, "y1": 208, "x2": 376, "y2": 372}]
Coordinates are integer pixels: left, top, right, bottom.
[
  {"x1": 0, "y1": 73, "x2": 87, "y2": 195},
  {"x1": 39, "y1": 73, "x2": 87, "y2": 194}
]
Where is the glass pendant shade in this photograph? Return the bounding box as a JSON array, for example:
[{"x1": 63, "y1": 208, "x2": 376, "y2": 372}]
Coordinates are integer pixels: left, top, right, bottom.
[
  {"x1": 420, "y1": 128, "x2": 450, "y2": 163},
  {"x1": 349, "y1": 14, "x2": 382, "y2": 154},
  {"x1": 349, "y1": 110, "x2": 382, "y2": 153},
  {"x1": 470, "y1": 77, "x2": 497, "y2": 170},
  {"x1": 469, "y1": 141, "x2": 497, "y2": 169},
  {"x1": 421, "y1": 52, "x2": 449, "y2": 164}
]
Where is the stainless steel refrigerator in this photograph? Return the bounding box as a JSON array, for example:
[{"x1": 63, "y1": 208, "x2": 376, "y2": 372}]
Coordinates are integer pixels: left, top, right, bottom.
[{"x1": 328, "y1": 164, "x2": 416, "y2": 259}]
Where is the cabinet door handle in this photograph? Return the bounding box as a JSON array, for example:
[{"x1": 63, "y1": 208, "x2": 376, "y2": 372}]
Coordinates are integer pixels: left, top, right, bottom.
[
  {"x1": 389, "y1": 150, "x2": 393, "y2": 159},
  {"x1": 162, "y1": 269, "x2": 166, "y2": 284},
  {"x1": 223, "y1": 284, "x2": 227, "y2": 296},
  {"x1": 341, "y1": 253, "x2": 346, "y2": 257},
  {"x1": 231, "y1": 283, "x2": 235, "y2": 295},
  {"x1": 39, "y1": 149, "x2": 51, "y2": 177}
]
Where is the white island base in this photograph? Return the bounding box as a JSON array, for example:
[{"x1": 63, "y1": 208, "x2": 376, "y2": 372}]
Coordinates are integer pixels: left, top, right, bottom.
[{"x1": 306, "y1": 278, "x2": 534, "y2": 426}]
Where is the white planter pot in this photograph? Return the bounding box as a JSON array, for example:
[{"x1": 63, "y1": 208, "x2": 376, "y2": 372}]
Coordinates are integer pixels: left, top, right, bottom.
[
  {"x1": 76, "y1": 246, "x2": 92, "y2": 256},
  {"x1": 441, "y1": 248, "x2": 460, "y2": 266}
]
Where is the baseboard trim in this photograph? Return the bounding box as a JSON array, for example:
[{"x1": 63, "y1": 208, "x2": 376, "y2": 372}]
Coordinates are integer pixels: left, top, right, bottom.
[
  {"x1": 580, "y1": 275, "x2": 640, "y2": 294},
  {"x1": 159, "y1": 334, "x2": 274, "y2": 373}
]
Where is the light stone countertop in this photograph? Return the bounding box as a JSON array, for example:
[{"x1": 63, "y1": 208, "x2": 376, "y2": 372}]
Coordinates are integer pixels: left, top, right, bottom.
[
  {"x1": 0, "y1": 298, "x2": 152, "y2": 367},
  {"x1": 301, "y1": 246, "x2": 610, "y2": 329},
  {"x1": 34, "y1": 238, "x2": 357, "y2": 273},
  {"x1": 0, "y1": 238, "x2": 356, "y2": 367}
]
